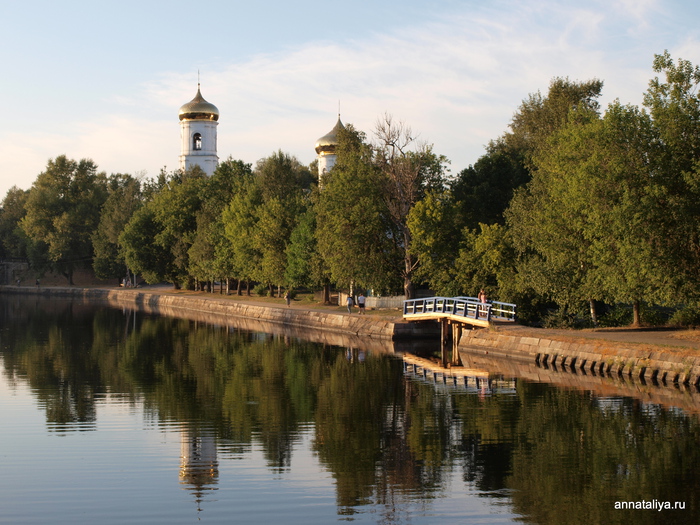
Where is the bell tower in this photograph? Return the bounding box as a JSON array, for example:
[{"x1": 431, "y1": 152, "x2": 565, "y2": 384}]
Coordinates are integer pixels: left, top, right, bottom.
[{"x1": 178, "y1": 84, "x2": 219, "y2": 176}]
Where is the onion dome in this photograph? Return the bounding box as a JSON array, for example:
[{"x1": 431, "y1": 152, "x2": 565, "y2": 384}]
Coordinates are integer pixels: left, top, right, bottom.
[
  {"x1": 314, "y1": 117, "x2": 344, "y2": 154},
  {"x1": 179, "y1": 85, "x2": 219, "y2": 121}
]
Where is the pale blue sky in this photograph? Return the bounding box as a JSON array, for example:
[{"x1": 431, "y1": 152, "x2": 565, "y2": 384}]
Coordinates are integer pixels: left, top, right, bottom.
[{"x1": 1, "y1": 0, "x2": 699, "y2": 197}]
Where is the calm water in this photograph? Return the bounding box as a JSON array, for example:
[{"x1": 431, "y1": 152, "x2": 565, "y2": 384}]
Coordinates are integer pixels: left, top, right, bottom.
[{"x1": 0, "y1": 296, "x2": 698, "y2": 524}]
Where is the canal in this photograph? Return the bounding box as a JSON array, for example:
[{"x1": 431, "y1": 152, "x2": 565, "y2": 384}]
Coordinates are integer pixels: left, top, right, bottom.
[{"x1": 0, "y1": 295, "x2": 697, "y2": 524}]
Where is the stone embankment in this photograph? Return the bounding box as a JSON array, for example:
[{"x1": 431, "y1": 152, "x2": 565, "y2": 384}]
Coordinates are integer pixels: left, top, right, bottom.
[
  {"x1": 4, "y1": 285, "x2": 700, "y2": 387},
  {"x1": 0, "y1": 286, "x2": 426, "y2": 342},
  {"x1": 461, "y1": 325, "x2": 700, "y2": 387}
]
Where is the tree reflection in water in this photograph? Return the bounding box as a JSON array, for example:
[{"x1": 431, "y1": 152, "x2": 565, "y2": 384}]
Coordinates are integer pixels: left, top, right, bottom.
[{"x1": 1, "y1": 295, "x2": 698, "y2": 524}]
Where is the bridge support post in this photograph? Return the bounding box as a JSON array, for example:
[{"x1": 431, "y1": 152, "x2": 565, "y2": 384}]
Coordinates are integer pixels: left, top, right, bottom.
[
  {"x1": 440, "y1": 319, "x2": 449, "y2": 368},
  {"x1": 451, "y1": 323, "x2": 463, "y2": 366}
]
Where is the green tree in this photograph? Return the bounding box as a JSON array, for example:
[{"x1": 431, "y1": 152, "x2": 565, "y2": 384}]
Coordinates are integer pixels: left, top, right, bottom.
[
  {"x1": 507, "y1": 102, "x2": 670, "y2": 326},
  {"x1": 373, "y1": 114, "x2": 449, "y2": 298},
  {"x1": 643, "y1": 50, "x2": 700, "y2": 304},
  {"x1": 252, "y1": 151, "x2": 310, "y2": 292},
  {"x1": 92, "y1": 174, "x2": 143, "y2": 283},
  {"x1": 406, "y1": 190, "x2": 462, "y2": 294},
  {"x1": 500, "y1": 77, "x2": 605, "y2": 168},
  {"x1": 222, "y1": 174, "x2": 262, "y2": 291},
  {"x1": 0, "y1": 186, "x2": 29, "y2": 259},
  {"x1": 119, "y1": 205, "x2": 172, "y2": 284},
  {"x1": 151, "y1": 168, "x2": 207, "y2": 287},
  {"x1": 188, "y1": 158, "x2": 253, "y2": 292},
  {"x1": 221, "y1": 152, "x2": 309, "y2": 294},
  {"x1": 451, "y1": 144, "x2": 529, "y2": 230},
  {"x1": 316, "y1": 125, "x2": 399, "y2": 294},
  {"x1": 20, "y1": 155, "x2": 108, "y2": 284},
  {"x1": 285, "y1": 204, "x2": 329, "y2": 294}
]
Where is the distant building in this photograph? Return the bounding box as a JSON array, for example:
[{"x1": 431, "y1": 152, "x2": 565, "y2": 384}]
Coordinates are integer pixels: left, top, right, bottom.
[
  {"x1": 179, "y1": 85, "x2": 219, "y2": 176},
  {"x1": 314, "y1": 116, "x2": 344, "y2": 185}
]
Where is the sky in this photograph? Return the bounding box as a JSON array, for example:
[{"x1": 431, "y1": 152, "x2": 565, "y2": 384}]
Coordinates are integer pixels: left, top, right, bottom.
[{"x1": 1, "y1": 0, "x2": 700, "y2": 198}]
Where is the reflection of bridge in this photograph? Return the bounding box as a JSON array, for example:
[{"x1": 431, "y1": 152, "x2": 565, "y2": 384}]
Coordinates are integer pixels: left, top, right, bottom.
[
  {"x1": 403, "y1": 296, "x2": 517, "y2": 367},
  {"x1": 402, "y1": 354, "x2": 517, "y2": 394}
]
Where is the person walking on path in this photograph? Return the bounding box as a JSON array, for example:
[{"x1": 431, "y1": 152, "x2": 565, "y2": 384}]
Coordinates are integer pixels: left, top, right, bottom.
[
  {"x1": 285, "y1": 290, "x2": 291, "y2": 307},
  {"x1": 357, "y1": 293, "x2": 366, "y2": 315},
  {"x1": 346, "y1": 295, "x2": 354, "y2": 314}
]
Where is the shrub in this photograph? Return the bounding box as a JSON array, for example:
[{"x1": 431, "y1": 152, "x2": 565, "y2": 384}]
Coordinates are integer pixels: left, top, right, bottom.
[
  {"x1": 597, "y1": 305, "x2": 632, "y2": 327},
  {"x1": 542, "y1": 308, "x2": 592, "y2": 329},
  {"x1": 669, "y1": 306, "x2": 700, "y2": 328},
  {"x1": 253, "y1": 283, "x2": 269, "y2": 296}
]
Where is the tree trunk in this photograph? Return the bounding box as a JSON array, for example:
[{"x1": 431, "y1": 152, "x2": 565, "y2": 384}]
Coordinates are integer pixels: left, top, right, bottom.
[
  {"x1": 589, "y1": 298, "x2": 598, "y2": 327},
  {"x1": 404, "y1": 277, "x2": 414, "y2": 300},
  {"x1": 404, "y1": 251, "x2": 415, "y2": 299},
  {"x1": 246, "y1": 280, "x2": 251, "y2": 296},
  {"x1": 323, "y1": 283, "x2": 331, "y2": 305},
  {"x1": 632, "y1": 300, "x2": 641, "y2": 327}
]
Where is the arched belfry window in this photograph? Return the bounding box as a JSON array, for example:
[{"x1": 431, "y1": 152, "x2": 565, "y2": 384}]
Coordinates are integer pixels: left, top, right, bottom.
[{"x1": 193, "y1": 133, "x2": 202, "y2": 151}]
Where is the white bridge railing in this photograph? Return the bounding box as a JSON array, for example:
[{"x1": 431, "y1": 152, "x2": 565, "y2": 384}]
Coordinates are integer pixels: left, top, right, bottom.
[{"x1": 403, "y1": 296, "x2": 517, "y2": 323}]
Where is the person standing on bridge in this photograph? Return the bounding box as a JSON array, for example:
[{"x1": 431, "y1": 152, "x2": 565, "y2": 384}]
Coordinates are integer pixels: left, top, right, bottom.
[{"x1": 478, "y1": 289, "x2": 488, "y2": 318}]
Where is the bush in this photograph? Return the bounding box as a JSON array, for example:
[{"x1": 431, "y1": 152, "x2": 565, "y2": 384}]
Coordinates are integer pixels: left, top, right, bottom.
[
  {"x1": 253, "y1": 283, "x2": 269, "y2": 296},
  {"x1": 669, "y1": 306, "x2": 700, "y2": 328},
  {"x1": 597, "y1": 304, "x2": 632, "y2": 327},
  {"x1": 542, "y1": 308, "x2": 592, "y2": 329}
]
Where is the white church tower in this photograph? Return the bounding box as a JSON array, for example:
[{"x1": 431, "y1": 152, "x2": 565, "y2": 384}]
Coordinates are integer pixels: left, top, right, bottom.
[
  {"x1": 179, "y1": 85, "x2": 219, "y2": 176},
  {"x1": 314, "y1": 116, "x2": 344, "y2": 185}
]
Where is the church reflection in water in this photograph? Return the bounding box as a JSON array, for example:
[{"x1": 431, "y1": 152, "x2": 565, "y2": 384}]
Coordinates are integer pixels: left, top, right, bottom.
[{"x1": 179, "y1": 427, "x2": 219, "y2": 510}]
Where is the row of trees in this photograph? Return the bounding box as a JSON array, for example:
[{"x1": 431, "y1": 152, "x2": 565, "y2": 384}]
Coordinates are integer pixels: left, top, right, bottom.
[
  {"x1": 2, "y1": 51, "x2": 700, "y2": 325},
  {"x1": 409, "y1": 51, "x2": 700, "y2": 325},
  {"x1": 0, "y1": 115, "x2": 448, "y2": 300}
]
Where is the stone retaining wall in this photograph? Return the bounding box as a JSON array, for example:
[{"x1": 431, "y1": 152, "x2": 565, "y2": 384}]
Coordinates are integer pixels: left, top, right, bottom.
[
  {"x1": 461, "y1": 327, "x2": 700, "y2": 386},
  {"x1": 1, "y1": 286, "x2": 431, "y2": 341},
  {"x1": 5, "y1": 285, "x2": 700, "y2": 385}
]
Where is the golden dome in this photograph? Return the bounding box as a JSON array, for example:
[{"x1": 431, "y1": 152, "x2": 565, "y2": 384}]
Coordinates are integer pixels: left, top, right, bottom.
[
  {"x1": 179, "y1": 85, "x2": 219, "y2": 121},
  {"x1": 314, "y1": 117, "x2": 344, "y2": 154}
]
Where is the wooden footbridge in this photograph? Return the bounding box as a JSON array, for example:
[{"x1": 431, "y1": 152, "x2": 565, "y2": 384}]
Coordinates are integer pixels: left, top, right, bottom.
[{"x1": 403, "y1": 296, "x2": 517, "y2": 368}]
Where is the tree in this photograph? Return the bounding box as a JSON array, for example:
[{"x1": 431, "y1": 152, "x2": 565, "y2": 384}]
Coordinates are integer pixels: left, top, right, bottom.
[
  {"x1": 285, "y1": 206, "x2": 323, "y2": 290},
  {"x1": 252, "y1": 151, "x2": 310, "y2": 293},
  {"x1": 406, "y1": 189, "x2": 462, "y2": 295},
  {"x1": 119, "y1": 205, "x2": 173, "y2": 284},
  {"x1": 151, "y1": 168, "x2": 207, "y2": 288},
  {"x1": 643, "y1": 51, "x2": 700, "y2": 304},
  {"x1": 221, "y1": 152, "x2": 309, "y2": 295},
  {"x1": 222, "y1": 174, "x2": 262, "y2": 292},
  {"x1": 188, "y1": 158, "x2": 253, "y2": 292},
  {"x1": 499, "y1": 77, "x2": 605, "y2": 168},
  {"x1": 450, "y1": 144, "x2": 529, "y2": 230},
  {"x1": 93, "y1": 174, "x2": 143, "y2": 283},
  {"x1": 373, "y1": 114, "x2": 449, "y2": 298},
  {"x1": 20, "y1": 155, "x2": 108, "y2": 284},
  {"x1": 505, "y1": 100, "x2": 674, "y2": 326},
  {"x1": 0, "y1": 186, "x2": 29, "y2": 259},
  {"x1": 315, "y1": 125, "x2": 399, "y2": 294}
]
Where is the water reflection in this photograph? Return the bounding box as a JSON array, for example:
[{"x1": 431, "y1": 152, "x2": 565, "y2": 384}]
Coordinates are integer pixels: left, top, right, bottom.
[
  {"x1": 179, "y1": 427, "x2": 219, "y2": 509},
  {"x1": 1, "y1": 294, "x2": 699, "y2": 524}
]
